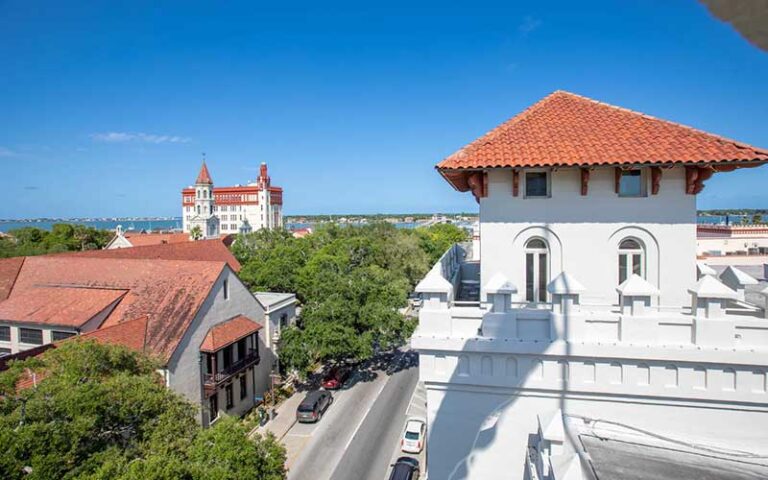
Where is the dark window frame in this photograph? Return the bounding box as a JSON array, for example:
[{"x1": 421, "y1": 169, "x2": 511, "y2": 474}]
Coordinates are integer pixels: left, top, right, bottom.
[
  {"x1": 0, "y1": 326, "x2": 10, "y2": 342},
  {"x1": 618, "y1": 169, "x2": 647, "y2": 198},
  {"x1": 239, "y1": 375, "x2": 247, "y2": 400},
  {"x1": 52, "y1": 331, "x2": 75, "y2": 341},
  {"x1": 209, "y1": 394, "x2": 219, "y2": 422},
  {"x1": 237, "y1": 338, "x2": 246, "y2": 361},
  {"x1": 524, "y1": 170, "x2": 550, "y2": 198},
  {"x1": 19, "y1": 328, "x2": 43, "y2": 345},
  {"x1": 225, "y1": 384, "x2": 234, "y2": 409}
]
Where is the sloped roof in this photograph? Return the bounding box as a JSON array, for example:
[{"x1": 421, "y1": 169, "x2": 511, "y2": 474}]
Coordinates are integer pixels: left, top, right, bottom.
[
  {"x1": 719, "y1": 265, "x2": 759, "y2": 286},
  {"x1": 123, "y1": 232, "x2": 191, "y2": 247},
  {"x1": 437, "y1": 91, "x2": 768, "y2": 187},
  {"x1": 0, "y1": 286, "x2": 126, "y2": 328},
  {"x1": 484, "y1": 272, "x2": 517, "y2": 294},
  {"x1": 7, "y1": 256, "x2": 226, "y2": 364},
  {"x1": 0, "y1": 257, "x2": 24, "y2": 301},
  {"x1": 80, "y1": 315, "x2": 150, "y2": 352},
  {"x1": 200, "y1": 315, "x2": 262, "y2": 353},
  {"x1": 547, "y1": 272, "x2": 586, "y2": 295},
  {"x1": 196, "y1": 161, "x2": 213, "y2": 184},
  {"x1": 59, "y1": 238, "x2": 241, "y2": 272},
  {"x1": 616, "y1": 274, "x2": 660, "y2": 297},
  {"x1": 688, "y1": 275, "x2": 738, "y2": 299}
]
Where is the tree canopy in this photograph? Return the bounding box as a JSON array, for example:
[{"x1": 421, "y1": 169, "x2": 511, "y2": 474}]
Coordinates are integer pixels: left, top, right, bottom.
[
  {"x1": 232, "y1": 223, "x2": 468, "y2": 373},
  {"x1": 0, "y1": 224, "x2": 112, "y2": 258},
  {"x1": 0, "y1": 340, "x2": 286, "y2": 480}
]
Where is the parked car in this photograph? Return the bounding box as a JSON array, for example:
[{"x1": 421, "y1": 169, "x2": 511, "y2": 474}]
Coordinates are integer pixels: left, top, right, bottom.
[
  {"x1": 388, "y1": 456, "x2": 420, "y2": 480},
  {"x1": 321, "y1": 365, "x2": 352, "y2": 390},
  {"x1": 401, "y1": 418, "x2": 426, "y2": 453},
  {"x1": 296, "y1": 390, "x2": 333, "y2": 423}
]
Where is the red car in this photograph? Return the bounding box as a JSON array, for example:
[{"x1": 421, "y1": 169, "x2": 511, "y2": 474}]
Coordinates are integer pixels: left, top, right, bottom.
[{"x1": 321, "y1": 365, "x2": 351, "y2": 389}]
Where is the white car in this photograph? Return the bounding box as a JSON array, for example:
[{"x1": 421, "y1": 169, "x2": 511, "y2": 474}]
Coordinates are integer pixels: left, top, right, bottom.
[{"x1": 401, "y1": 418, "x2": 426, "y2": 453}]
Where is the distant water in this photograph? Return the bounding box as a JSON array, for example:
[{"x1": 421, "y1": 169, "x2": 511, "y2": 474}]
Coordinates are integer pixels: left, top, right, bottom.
[
  {"x1": 0, "y1": 219, "x2": 182, "y2": 233},
  {"x1": 697, "y1": 215, "x2": 750, "y2": 225},
  {"x1": 0, "y1": 219, "x2": 422, "y2": 233}
]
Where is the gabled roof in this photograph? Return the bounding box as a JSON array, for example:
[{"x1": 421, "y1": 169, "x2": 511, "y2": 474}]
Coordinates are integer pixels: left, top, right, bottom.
[
  {"x1": 80, "y1": 315, "x2": 150, "y2": 352},
  {"x1": 200, "y1": 315, "x2": 262, "y2": 353},
  {"x1": 0, "y1": 286, "x2": 127, "y2": 328},
  {"x1": 719, "y1": 265, "x2": 759, "y2": 286},
  {"x1": 688, "y1": 275, "x2": 738, "y2": 299},
  {"x1": 437, "y1": 91, "x2": 768, "y2": 189},
  {"x1": 196, "y1": 161, "x2": 213, "y2": 185},
  {"x1": 696, "y1": 262, "x2": 717, "y2": 278},
  {"x1": 6, "y1": 256, "x2": 226, "y2": 364},
  {"x1": 59, "y1": 238, "x2": 241, "y2": 272},
  {"x1": 123, "y1": 232, "x2": 191, "y2": 247},
  {"x1": 484, "y1": 273, "x2": 517, "y2": 294}
]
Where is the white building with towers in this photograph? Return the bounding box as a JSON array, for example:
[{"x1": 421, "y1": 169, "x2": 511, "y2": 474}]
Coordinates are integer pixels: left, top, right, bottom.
[
  {"x1": 182, "y1": 161, "x2": 284, "y2": 236},
  {"x1": 413, "y1": 91, "x2": 768, "y2": 479}
]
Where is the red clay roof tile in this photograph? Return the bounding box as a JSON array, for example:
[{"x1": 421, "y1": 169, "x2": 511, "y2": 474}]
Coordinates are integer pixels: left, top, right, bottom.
[
  {"x1": 0, "y1": 286, "x2": 127, "y2": 328},
  {"x1": 7, "y1": 256, "x2": 226, "y2": 364},
  {"x1": 200, "y1": 315, "x2": 262, "y2": 353},
  {"x1": 60, "y1": 238, "x2": 241, "y2": 272},
  {"x1": 0, "y1": 257, "x2": 24, "y2": 301},
  {"x1": 80, "y1": 315, "x2": 150, "y2": 353},
  {"x1": 438, "y1": 91, "x2": 768, "y2": 176},
  {"x1": 123, "y1": 232, "x2": 192, "y2": 247}
]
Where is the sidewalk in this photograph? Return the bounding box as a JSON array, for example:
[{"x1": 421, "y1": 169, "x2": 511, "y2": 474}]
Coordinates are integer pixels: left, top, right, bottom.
[{"x1": 250, "y1": 391, "x2": 304, "y2": 441}]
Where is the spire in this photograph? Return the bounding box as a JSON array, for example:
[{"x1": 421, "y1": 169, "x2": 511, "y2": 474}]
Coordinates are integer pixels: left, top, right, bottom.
[
  {"x1": 196, "y1": 160, "x2": 213, "y2": 185},
  {"x1": 258, "y1": 162, "x2": 270, "y2": 187}
]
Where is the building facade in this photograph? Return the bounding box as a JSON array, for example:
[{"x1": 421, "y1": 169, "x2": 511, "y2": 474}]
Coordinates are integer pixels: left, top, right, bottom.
[
  {"x1": 413, "y1": 91, "x2": 768, "y2": 479},
  {"x1": 182, "y1": 161, "x2": 284, "y2": 236}
]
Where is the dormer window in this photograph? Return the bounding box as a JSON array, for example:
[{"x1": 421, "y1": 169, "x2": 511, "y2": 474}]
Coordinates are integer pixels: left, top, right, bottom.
[
  {"x1": 618, "y1": 169, "x2": 646, "y2": 197},
  {"x1": 525, "y1": 171, "x2": 550, "y2": 198}
]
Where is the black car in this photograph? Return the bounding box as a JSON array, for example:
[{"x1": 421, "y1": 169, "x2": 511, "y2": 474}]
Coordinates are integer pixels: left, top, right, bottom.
[
  {"x1": 296, "y1": 390, "x2": 333, "y2": 423},
  {"x1": 388, "y1": 456, "x2": 420, "y2": 480}
]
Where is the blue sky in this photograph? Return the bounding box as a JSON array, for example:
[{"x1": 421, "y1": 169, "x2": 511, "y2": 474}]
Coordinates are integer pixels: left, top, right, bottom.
[{"x1": 1, "y1": 0, "x2": 766, "y2": 218}]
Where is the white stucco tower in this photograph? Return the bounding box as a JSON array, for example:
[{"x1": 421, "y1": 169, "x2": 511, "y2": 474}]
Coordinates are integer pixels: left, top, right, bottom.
[{"x1": 187, "y1": 161, "x2": 220, "y2": 239}]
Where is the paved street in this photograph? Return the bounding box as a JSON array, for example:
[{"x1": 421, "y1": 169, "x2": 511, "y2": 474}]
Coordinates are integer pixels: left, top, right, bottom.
[{"x1": 285, "y1": 349, "x2": 420, "y2": 480}]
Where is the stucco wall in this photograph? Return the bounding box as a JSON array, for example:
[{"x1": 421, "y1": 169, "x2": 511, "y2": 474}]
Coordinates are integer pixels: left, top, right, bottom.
[
  {"x1": 167, "y1": 267, "x2": 273, "y2": 425},
  {"x1": 480, "y1": 167, "x2": 697, "y2": 306}
]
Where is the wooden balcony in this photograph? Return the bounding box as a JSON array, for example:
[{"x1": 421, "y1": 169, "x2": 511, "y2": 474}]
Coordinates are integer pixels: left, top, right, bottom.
[{"x1": 203, "y1": 348, "x2": 259, "y2": 387}]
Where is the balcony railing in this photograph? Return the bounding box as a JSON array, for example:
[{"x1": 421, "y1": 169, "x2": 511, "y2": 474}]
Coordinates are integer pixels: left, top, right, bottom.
[{"x1": 204, "y1": 348, "x2": 259, "y2": 386}]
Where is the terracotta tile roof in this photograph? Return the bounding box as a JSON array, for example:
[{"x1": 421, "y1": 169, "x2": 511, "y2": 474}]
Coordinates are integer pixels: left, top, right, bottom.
[
  {"x1": 438, "y1": 91, "x2": 768, "y2": 174},
  {"x1": 200, "y1": 315, "x2": 262, "y2": 353},
  {"x1": 123, "y1": 232, "x2": 191, "y2": 247},
  {"x1": 0, "y1": 257, "x2": 24, "y2": 301},
  {"x1": 0, "y1": 286, "x2": 127, "y2": 328},
  {"x1": 7, "y1": 256, "x2": 226, "y2": 364},
  {"x1": 196, "y1": 161, "x2": 213, "y2": 184},
  {"x1": 80, "y1": 315, "x2": 150, "y2": 352},
  {"x1": 59, "y1": 238, "x2": 241, "y2": 272}
]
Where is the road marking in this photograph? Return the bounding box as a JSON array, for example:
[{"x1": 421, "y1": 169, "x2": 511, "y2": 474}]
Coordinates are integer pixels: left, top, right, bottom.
[{"x1": 341, "y1": 351, "x2": 406, "y2": 454}]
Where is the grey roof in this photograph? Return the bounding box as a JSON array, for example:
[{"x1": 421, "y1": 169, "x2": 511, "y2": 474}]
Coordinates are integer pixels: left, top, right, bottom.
[
  {"x1": 253, "y1": 291, "x2": 296, "y2": 309},
  {"x1": 581, "y1": 434, "x2": 768, "y2": 480}
]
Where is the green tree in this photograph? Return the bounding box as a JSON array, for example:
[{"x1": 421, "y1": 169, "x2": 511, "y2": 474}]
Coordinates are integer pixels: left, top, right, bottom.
[
  {"x1": 190, "y1": 225, "x2": 203, "y2": 240},
  {"x1": 0, "y1": 339, "x2": 286, "y2": 480}
]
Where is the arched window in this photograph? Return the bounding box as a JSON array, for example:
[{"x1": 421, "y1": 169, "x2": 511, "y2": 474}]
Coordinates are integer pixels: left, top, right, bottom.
[
  {"x1": 618, "y1": 238, "x2": 644, "y2": 284},
  {"x1": 197, "y1": 205, "x2": 201, "y2": 215},
  {"x1": 203, "y1": 190, "x2": 208, "y2": 199},
  {"x1": 525, "y1": 238, "x2": 548, "y2": 302}
]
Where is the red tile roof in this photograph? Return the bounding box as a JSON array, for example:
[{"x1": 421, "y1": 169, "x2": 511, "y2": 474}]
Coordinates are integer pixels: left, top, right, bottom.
[
  {"x1": 7, "y1": 256, "x2": 226, "y2": 364},
  {"x1": 60, "y1": 238, "x2": 241, "y2": 272},
  {"x1": 123, "y1": 232, "x2": 191, "y2": 247},
  {"x1": 80, "y1": 315, "x2": 150, "y2": 352},
  {"x1": 438, "y1": 90, "x2": 768, "y2": 180},
  {"x1": 0, "y1": 257, "x2": 24, "y2": 301},
  {"x1": 0, "y1": 286, "x2": 127, "y2": 328},
  {"x1": 200, "y1": 315, "x2": 262, "y2": 353},
  {"x1": 196, "y1": 161, "x2": 213, "y2": 184}
]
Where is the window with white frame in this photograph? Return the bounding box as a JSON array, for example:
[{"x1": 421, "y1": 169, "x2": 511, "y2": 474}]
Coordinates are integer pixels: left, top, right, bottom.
[
  {"x1": 524, "y1": 171, "x2": 550, "y2": 198},
  {"x1": 618, "y1": 169, "x2": 646, "y2": 197},
  {"x1": 525, "y1": 238, "x2": 549, "y2": 302},
  {"x1": 618, "y1": 238, "x2": 645, "y2": 284}
]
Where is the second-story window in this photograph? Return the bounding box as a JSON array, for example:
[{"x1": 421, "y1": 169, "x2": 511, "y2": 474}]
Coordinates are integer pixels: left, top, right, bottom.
[
  {"x1": 619, "y1": 169, "x2": 646, "y2": 197},
  {"x1": 525, "y1": 171, "x2": 550, "y2": 198},
  {"x1": 239, "y1": 375, "x2": 247, "y2": 400},
  {"x1": 618, "y1": 238, "x2": 645, "y2": 284},
  {"x1": 525, "y1": 238, "x2": 549, "y2": 303},
  {"x1": 223, "y1": 345, "x2": 233, "y2": 369},
  {"x1": 223, "y1": 279, "x2": 229, "y2": 300},
  {"x1": 225, "y1": 384, "x2": 234, "y2": 409},
  {"x1": 237, "y1": 338, "x2": 246, "y2": 360}
]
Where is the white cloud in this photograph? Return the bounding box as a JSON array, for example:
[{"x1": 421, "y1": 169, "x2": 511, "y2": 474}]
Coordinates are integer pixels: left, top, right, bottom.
[
  {"x1": 518, "y1": 15, "x2": 542, "y2": 36},
  {"x1": 90, "y1": 132, "x2": 191, "y2": 144},
  {"x1": 0, "y1": 146, "x2": 17, "y2": 157}
]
